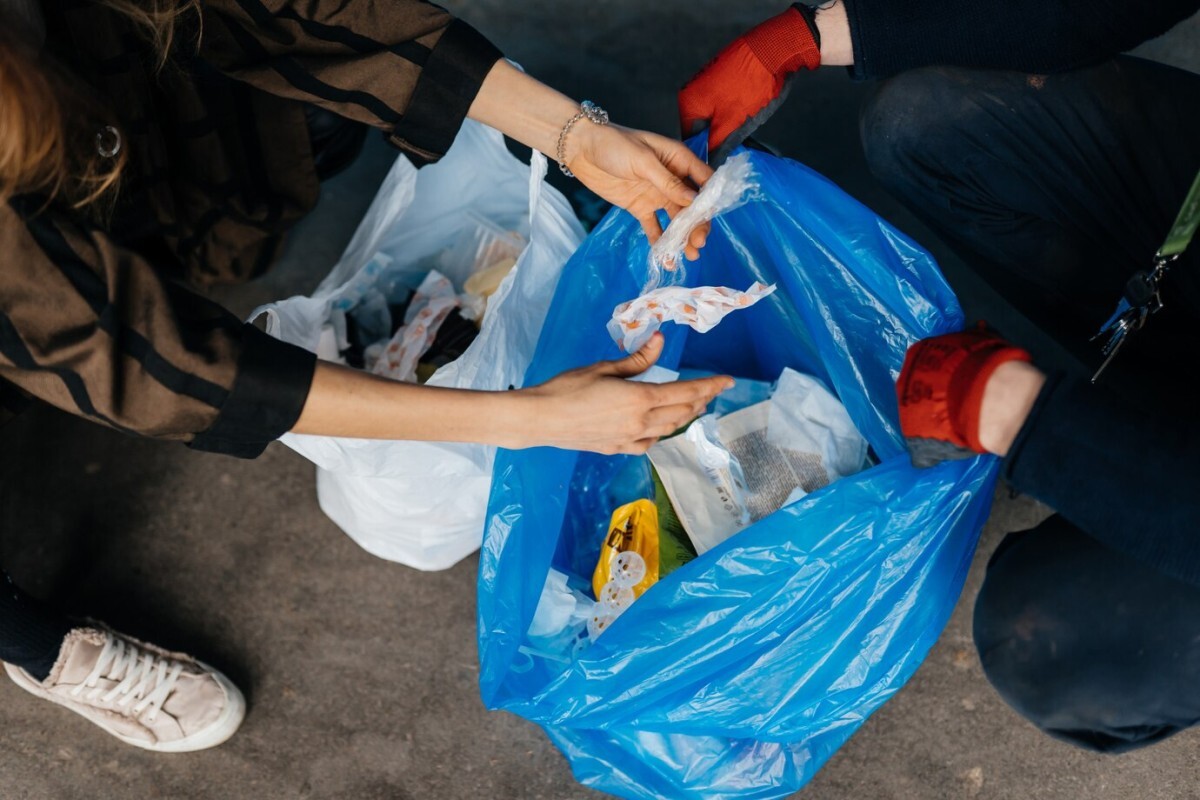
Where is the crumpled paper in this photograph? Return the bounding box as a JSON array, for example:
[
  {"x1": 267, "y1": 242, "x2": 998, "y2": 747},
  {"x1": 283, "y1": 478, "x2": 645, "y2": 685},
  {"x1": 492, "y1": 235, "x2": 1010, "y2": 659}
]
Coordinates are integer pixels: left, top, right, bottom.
[{"x1": 607, "y1": 282, "x2": 776, "y2": 352}]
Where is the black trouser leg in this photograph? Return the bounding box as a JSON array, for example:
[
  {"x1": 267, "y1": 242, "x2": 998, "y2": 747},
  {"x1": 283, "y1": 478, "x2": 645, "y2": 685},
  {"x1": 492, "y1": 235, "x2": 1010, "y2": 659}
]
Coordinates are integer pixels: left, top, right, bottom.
[
  {"x1": 0, "y1": 571, "x2": 74, "y2": 681},
  {"x1": 974, "y1": 515, "x2": 1200, "y2": 752},
  {"x1": 1001, "y1": 368, "x2": 1200, "y2": 586},
  {"x1": 860, "y1": 56, "x2": 1200, "y2": 370}
]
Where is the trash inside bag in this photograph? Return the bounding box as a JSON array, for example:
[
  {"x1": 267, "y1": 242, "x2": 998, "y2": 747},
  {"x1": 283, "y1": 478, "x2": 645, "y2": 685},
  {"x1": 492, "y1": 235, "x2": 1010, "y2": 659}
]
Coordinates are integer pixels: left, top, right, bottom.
[
  {"x1": 586, "y1": 499, "x2": 661, "y2": 640},
  {"x1": 478, "y1": 139, "x2": 999, "y2": 800},
  {"x1": 648, "y1": 367, "x2": 871, "y2": 555},
  {"x1": 526, "y1": 568, "x2": 595, "y2": 657},
  {"x1": 542, "y1": 364, "x2": 871, "y2": 649}
]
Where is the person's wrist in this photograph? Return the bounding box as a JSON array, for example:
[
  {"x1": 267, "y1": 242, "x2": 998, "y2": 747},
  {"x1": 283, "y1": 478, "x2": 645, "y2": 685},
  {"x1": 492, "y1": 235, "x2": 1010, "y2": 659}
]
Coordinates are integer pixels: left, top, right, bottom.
[
  {"x1": 558, "y1": 107, "x2": 616, "y2": 177},
  {"x1": 790, "y1": 4, "x2": 822, "y2": 49},
  {"x1": 977, "y1": 361, "x2": 1046, "y2": 456},
  {"x1": 487, "y1": 389, "x2": 546, "y2": 450},
  {"x1": 467, "y1": 61, "x2": 584, "y2": 159},
  {"x1": 517, "y1": 93, "x2": 583, "y2": 161},
  {"x1": 813, "y1": 1, "x2": 853, "y2": 66}
]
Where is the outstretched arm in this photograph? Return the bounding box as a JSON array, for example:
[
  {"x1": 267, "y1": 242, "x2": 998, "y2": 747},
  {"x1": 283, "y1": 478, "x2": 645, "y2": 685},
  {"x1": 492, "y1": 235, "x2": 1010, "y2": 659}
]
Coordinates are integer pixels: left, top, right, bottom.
[
  {"x1": 292, "y1": 334, "x2": 732, "y2": 455},
  {"x1": 202, "y1": 0, "x2": 713, "y2": 257}
]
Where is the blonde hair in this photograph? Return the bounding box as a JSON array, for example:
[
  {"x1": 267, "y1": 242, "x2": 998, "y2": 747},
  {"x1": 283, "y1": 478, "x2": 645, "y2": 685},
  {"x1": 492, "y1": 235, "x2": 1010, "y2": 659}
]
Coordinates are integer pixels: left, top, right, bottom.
[{"x1": 0, "y1": 0, "x2": 199, "y2": 210}]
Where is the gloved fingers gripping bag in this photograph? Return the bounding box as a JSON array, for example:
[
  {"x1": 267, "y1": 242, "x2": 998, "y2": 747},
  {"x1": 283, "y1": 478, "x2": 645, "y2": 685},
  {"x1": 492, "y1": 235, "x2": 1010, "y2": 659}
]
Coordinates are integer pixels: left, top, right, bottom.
[{"x1": 478, "y1": 140, "x2": 999, "y2": 800}]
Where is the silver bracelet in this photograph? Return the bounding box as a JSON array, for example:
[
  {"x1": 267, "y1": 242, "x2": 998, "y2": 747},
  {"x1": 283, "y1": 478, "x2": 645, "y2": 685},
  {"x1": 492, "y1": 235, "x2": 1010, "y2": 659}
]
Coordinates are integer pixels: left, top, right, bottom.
[{"x1": 556, "y1": 100, "x2": 609, "y2": 178}]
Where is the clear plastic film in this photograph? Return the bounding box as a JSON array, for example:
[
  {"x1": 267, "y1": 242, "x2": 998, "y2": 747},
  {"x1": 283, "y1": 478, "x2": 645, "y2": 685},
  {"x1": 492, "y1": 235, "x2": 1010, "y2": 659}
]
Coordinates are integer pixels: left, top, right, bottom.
[{"x1": 645, "y1": 151, "x2": 759, "y2": 291}]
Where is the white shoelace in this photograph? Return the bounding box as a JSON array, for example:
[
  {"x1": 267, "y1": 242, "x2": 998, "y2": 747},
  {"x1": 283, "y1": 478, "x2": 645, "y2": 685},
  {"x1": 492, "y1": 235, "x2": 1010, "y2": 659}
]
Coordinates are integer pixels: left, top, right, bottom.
[{"x1": 69, "y1": 635, "x2": 184, "y2": 723}]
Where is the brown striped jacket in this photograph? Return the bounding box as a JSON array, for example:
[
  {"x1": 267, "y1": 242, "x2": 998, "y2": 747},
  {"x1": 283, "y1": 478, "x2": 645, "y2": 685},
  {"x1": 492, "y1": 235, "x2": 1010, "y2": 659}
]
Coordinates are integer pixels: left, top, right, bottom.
[{"x1": 0, "y1": 0, "x2": 502, "y2": 457}]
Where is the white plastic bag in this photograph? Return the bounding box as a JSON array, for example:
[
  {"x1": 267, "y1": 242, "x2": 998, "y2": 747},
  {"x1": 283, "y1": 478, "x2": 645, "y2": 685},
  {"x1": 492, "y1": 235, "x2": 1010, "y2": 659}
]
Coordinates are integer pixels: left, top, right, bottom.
[{"x1": 252, "y1": 121, "x2": 585, "y2": 570}]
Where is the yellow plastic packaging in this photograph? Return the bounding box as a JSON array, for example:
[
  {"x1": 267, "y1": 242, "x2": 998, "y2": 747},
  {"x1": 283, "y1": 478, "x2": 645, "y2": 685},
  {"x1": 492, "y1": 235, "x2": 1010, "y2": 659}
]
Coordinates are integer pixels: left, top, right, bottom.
[{"x1": 593, "y1": 499, "x2": 660, "y2": 599}]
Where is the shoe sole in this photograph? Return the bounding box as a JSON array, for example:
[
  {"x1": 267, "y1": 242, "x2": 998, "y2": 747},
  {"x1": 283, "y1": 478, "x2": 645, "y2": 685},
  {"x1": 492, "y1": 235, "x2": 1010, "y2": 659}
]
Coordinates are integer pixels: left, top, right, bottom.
[{"x1": 4, "y1": 660, "x2": 247, "y2": 753}]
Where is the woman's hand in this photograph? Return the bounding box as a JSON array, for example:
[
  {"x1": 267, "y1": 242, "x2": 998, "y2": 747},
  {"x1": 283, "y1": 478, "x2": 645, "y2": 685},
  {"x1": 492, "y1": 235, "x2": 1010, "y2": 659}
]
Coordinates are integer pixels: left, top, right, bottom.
[
  {"x1": 564, "y1": 124, "x2": 713, "y2": 259},
  {"x1": 519, "y1": 333, "x2": 733, "y2": 454},
  {"x1": 467, "y1": 61, "x2": 713, "y2": 259}
]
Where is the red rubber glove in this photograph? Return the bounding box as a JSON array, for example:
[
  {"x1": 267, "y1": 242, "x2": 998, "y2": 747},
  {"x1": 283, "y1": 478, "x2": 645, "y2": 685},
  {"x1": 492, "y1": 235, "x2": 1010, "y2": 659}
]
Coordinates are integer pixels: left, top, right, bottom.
[
  {"x1": 896, "y1": 324, "x2": 1032, "y2": 468},
  {"x1": 678, "y1": 5, "x2": 821, "y2": 162}
]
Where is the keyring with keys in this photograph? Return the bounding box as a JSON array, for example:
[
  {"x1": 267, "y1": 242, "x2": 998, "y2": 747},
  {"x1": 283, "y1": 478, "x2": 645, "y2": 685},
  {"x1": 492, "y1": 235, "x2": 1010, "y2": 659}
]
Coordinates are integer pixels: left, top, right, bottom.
[{"x1": 1091, "y1": 169, "x2": 1200, "y2": 383}]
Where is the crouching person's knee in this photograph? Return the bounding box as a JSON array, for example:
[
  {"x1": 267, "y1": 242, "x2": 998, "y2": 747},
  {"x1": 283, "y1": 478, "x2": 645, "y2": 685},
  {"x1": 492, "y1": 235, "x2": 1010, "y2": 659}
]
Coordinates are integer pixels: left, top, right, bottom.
[
  {"x1": 972, "y1": 524, "x2": 1200, "y2": 754},
  {"x1": 859, "y1": 68, "x2": 951, "y2": 188},
  {"x1": 859, "y1": 67, "x2": 992, "y2": 198},
  {"x1": 973, "y1": 596, "x2": 1133, "y2": 753}
]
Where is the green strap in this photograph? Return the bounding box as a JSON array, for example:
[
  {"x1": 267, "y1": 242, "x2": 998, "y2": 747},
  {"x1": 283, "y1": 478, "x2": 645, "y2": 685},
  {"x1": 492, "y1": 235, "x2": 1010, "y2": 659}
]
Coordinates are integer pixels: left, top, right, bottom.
[{"x1": 1158, "y1": 168, "x2": 1200, "y2": 259}]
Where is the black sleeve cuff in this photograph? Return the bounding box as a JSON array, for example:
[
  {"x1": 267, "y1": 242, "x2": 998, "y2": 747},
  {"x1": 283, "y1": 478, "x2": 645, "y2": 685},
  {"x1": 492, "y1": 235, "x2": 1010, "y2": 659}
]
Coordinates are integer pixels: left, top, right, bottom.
[
  {"x1": 384, "y1": 19, "x2": 503, "y2": 165},
  {"x1": 840, "y1": 0, "x2": 876, "y2": 80},
  {"x1": 189, "y1": 323, "x2": 317, "y2": 459},
  {"x1": 1000, "y1": 369, "x2": 1064, "y2": 486}
]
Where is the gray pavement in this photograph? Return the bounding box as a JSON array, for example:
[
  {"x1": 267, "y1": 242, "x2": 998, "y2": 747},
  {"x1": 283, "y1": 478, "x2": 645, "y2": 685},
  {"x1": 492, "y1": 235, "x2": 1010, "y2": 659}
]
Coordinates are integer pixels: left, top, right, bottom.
[{"x1": 2, "y1": 3, "x2": 1199, "y2": 798}]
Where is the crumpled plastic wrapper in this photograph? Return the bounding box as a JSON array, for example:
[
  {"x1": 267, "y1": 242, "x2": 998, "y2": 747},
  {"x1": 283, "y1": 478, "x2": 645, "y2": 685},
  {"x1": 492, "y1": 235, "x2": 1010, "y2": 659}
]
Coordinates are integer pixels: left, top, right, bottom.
[
  {"x1": 370, "y1": 270, "x2": 459, "y2": 382},
  {"x1": 607, "y1": 282, "x2": 776, "y2": 352},
  {"x1": 645, "y1": 151, "x2": 758, "y2": 292}
]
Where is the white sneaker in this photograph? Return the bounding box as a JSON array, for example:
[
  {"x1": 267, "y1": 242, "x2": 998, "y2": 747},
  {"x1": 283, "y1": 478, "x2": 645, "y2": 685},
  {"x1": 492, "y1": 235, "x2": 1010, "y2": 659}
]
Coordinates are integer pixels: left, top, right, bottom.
[{"x1": 4, "y1": 625, "x2": 245, "y2": 752}]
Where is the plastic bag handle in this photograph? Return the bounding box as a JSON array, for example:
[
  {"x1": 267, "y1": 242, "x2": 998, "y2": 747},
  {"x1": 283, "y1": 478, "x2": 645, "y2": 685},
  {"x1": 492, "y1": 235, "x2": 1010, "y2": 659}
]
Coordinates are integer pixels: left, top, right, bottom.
[
  {"x1": 253, "y1": 307, "x2": 281, "y2": 338},
  {"x1": 527, "y1": 147, "x2": 549, "y2": 227},
  {"x1": 522, "y1": 139, "x2": 586, "y2": 255}
]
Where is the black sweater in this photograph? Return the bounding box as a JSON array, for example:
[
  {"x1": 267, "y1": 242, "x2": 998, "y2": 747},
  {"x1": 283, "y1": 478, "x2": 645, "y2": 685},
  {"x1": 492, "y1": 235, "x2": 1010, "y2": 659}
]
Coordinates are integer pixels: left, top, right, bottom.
[{"x1": 845, "y1": 0, "x2": 1200, "y2": 78}]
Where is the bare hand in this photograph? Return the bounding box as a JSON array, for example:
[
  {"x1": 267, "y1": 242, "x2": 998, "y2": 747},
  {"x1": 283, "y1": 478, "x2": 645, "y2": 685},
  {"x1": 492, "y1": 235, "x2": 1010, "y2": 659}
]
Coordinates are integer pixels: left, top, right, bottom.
[
  {"x1": 519, "y1": 333, "x2": 732, "y2": 454},
  {"x1": 465, "y1": 61, "x2": 713, "y2": 260},
  {"x1": 566, "y1": 125, "x2": 714, "y2": 260}
]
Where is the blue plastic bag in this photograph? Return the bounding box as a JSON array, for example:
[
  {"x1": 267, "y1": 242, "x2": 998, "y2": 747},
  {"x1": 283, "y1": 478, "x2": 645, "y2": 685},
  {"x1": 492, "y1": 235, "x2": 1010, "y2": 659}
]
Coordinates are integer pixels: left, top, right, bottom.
[{"x1": 477, "y1": 144, "x2": 999, "y2": 800}]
